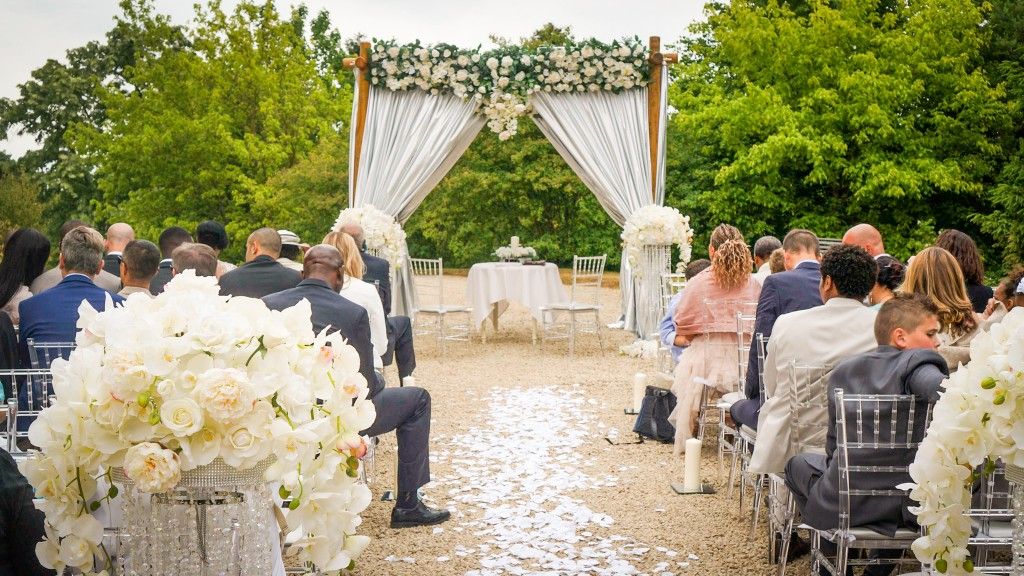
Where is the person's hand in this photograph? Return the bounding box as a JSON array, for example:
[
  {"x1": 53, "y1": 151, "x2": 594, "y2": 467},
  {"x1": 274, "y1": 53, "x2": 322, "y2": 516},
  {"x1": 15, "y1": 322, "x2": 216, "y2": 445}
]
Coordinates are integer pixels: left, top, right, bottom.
[
  {"x1": 673, "y1": 334, "x2": 692, "y2": 347},
  {"x1": 983, "y1": 297, "x2": 996, "y2": 318}
]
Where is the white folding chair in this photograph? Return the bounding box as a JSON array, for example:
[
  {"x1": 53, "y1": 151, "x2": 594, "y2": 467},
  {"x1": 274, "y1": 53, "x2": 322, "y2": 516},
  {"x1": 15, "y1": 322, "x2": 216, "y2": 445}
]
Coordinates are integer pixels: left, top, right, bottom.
[
  {"x1": 736, "y1": 333, "x2": 768, "y2": 510},
  {"x1": 720, "y1": 309, "x2": 756, "y2": 488},
  {"x1": 0, "y1": 368, "x2": 56, "y2": 454},
  {"x1": 409, "y1": 258, "x2": 472, "y2": 353},
  {"x1": 654, "y1": 273, "x2": 688, "y2": 375},
  {"x1": 26, "y1": 338, "x2": 76, "y2": 370},
  {"x1": 807, "y1": 391, "x2": 929, "y2": 576},
  {"x1": 966, "y1": 461, "x2": 1013, "y2": 573},
  {"x1": 695, "y1": 299, "x2": 756, "y2": 445},
  {"x1": 539, "y1": 255, "x2": 606, "y2": 355}
]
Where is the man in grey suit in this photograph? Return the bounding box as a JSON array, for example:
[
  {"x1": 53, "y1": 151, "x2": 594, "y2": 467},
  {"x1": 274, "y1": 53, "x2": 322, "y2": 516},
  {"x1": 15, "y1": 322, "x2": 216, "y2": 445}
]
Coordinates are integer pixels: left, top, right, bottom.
[
  {"x1": 731, "y1": 229, "x2": 823, "y2": 429},
  {"x1": 30, "y1": 220, "x2": 121, "y2": 295},
  {"x1": 786, "y1": 294, "x2": 947, "y2": 575},
  {"x1": 262, "y1": 245, "x2": 449, "y2": 528},
  {"x1": 219, "y1": 228, "x2": 301, "y2": 299}
]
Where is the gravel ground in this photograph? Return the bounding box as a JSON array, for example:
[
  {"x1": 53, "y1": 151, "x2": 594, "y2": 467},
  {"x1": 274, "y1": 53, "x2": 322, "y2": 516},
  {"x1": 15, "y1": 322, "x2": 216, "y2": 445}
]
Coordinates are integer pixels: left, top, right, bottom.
[{"x1": 351, "y1": 273, "x2": 802, "y2": 576}]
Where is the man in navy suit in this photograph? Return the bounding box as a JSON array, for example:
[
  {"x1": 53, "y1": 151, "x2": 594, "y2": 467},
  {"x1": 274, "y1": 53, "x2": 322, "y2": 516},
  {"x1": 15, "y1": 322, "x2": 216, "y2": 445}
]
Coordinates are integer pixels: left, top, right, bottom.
[
  {"x1": 262, "y1": 245, "x2": 448, "y2": 528},
  {"x1": 730, "y1": 229, "x2": 823, "y2": 429},
  {"x1": 19, "y1": 226, "x2": 125, "y2": 366}
]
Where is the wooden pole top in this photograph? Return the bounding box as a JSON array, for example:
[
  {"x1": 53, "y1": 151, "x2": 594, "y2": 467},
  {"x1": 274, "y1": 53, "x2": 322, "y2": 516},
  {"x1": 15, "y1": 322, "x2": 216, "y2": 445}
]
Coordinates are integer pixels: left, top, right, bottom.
[{"x1": 343, "y1": 41, "x2": 372, "y2": 70}]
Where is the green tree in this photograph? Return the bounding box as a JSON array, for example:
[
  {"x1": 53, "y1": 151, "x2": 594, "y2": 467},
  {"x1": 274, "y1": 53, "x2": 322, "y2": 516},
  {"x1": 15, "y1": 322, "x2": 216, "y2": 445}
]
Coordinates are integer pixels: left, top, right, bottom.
[
  {"x1": 0, "y1": 172, "x2": 45, "y2": 240},
  {"x1": 73, "y1": 1, "x2": 350, "y2": 261},
  {"x1": 667, "y1": 0, "x2": 1012, "y2": 260}
]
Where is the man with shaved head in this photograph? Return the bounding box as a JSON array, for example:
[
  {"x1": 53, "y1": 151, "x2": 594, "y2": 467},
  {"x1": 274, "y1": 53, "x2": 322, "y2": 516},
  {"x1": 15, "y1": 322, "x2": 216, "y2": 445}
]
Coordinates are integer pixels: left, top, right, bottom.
[
  {"x1": 841, "y1": 224, "x2": 887, "y2": 258},
  {"x1": 263, "y1": 245, "x2": 449, "y2": 529},
  {"x1": 218, "y1": 227, "x2": 301, "y2": 298},
  {"x1": 103, "y1": 222, "x2": 135, "y2": 277}
]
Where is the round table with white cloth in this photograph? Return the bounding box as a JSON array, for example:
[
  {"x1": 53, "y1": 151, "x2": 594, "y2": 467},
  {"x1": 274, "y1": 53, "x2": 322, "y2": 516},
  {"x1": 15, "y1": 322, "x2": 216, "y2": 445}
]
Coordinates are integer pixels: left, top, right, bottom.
[{"x1": 466, "y1": 262, "x2": 569, "y2": 341}]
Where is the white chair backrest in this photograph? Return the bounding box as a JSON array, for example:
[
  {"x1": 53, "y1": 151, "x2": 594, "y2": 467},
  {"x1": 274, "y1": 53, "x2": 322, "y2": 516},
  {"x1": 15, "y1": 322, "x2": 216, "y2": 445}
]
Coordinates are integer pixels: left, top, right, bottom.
[
  {"x1": 0, "y1": 367, "x2": 56, "y2": 452},
  {"x1": 410, "y1": 257, "x2": 445, "y2": 309},
  {"x1": 755, "y1": 333, "x2": 769, "y2": 401},
  {"x1": 788, "y1": 362, "x2": 832, "y2": 453},
  {"x1": 26, "y1": 339, "x2": 76, "y2": 370},
  {"x1": 570, "y1": 255, "x2": 606, "y2": 305},
  {"x1": 736, "y1": 311, "x2": 757, "y2": 391},
  {"x1": 661, "y1": 273, "x2": 687, "y2": 312}
]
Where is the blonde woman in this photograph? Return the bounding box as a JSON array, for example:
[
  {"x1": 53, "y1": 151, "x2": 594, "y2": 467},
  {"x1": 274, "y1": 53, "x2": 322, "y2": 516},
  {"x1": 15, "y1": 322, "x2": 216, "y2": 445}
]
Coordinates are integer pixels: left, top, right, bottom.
[
  {"x1": 670, "y1": 224, "x2": 761, "y2": 455},
  {"x1": 323, "y1": 231, "x2": 387, "y2": 369},
  {"x1": 901, "y1": 246, "x2": 980, "y2": 368}
]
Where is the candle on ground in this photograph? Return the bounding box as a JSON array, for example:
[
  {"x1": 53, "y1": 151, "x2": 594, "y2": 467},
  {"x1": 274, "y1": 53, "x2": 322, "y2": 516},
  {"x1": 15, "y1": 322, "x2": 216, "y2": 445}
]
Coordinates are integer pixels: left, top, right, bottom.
[
  {"x1": 682, "y1": 438, "x2": 702, "y2": 492},
  {"x1": 632, "y1": 373, "x2": 647, "y2": 412}
]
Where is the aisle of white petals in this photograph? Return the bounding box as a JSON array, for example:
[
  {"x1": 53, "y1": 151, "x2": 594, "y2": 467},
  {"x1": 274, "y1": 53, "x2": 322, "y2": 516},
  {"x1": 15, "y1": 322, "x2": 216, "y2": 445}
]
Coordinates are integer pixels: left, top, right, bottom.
[{"x1": 408, "y1": 385, "x2": 699, "y2": 576}]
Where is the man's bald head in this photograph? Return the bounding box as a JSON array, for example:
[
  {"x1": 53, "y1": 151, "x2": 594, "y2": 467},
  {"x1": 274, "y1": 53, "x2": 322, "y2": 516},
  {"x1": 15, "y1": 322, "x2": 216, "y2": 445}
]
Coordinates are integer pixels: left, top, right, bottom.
[
  {"x1": 105, "y1": 222, "x2": 135, "y2": 252},
  {"x1": 842, "y1": 223, "x2": 885, "y2": 257},
  {"x1": 246, "y1": 227, "x2": 282, "y2": 261},
  {"x1": 339, "y1": 224, "x2": 365, "y2": 247},
  {"x1": 303, "y1": 244, "x2": 345, "y2": 290}
]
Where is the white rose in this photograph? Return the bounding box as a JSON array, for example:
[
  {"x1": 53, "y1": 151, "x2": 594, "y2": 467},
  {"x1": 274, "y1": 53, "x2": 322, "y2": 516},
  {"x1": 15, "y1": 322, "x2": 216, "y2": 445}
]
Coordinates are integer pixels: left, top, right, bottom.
[
  {"x1": 193, "y1": 368, "x2": 256, "y2": 424},
  {"x1": 160, "y1": 397, "x2": 205, "y2": 436},
  {"x1": 124, "y1": 442, "x2": 181, "y2": 493},
  {"x1": 387, "y1": 46, "x2": 399, "y2": 58},
  {"x1": 501, "y1": 56, "x2": 513, "y2": 68},
  {"x1": 486, "y1": 57, "x2": 499, "y2": 69}
]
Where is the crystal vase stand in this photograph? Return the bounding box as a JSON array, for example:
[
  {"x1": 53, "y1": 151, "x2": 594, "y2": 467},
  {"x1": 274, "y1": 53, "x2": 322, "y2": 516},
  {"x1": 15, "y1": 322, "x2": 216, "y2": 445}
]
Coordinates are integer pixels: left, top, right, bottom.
[{"x1": 634, "y1": 244, "x2": 672, "y2": 339}]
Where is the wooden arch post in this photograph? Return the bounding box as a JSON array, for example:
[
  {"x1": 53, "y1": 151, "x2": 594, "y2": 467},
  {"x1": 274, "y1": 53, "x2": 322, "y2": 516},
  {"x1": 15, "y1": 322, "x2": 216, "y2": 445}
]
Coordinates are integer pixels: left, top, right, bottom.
[
  {"x1": 343, "y1": 41, "x2": 372, "y2": 206},
  {"x1": 647, "y1": 36, "x2": 678, "y2": 204}
]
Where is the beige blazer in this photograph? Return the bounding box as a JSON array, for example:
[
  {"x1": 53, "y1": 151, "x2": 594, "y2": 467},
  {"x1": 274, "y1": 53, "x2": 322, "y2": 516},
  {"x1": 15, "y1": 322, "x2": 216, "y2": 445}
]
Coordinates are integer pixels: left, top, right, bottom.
[
  {"x1": 749, "y1": 297, "x2": 878, "y2": 475},
  {"x1": 30, "y1": 267, "x2": 121, "y2": 295}
]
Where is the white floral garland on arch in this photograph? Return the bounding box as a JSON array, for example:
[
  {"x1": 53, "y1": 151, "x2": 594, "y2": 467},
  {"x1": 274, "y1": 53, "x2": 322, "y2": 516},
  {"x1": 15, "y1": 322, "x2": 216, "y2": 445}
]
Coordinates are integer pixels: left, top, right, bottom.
[
  {"x1": 18, "y1": 272, "x2": 377, "y2": 575},
  {"x1": 333, "y1": 205, "x2": 407, "y2": 268},
  {"x1": 905, "y1": 308, "x2": 1024, "y2": 575},
  {"x1": 620, "y1": 205, "x2": 693, "y2": 275},
  {"x1": 368, "y1": 38, "x2": 651, "y2": 139}
]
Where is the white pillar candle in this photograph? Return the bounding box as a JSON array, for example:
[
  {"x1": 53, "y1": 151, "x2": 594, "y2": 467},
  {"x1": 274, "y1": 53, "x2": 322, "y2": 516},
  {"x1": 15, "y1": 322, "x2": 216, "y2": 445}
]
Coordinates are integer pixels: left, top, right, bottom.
[
  {"x1": 682, "y1": 438, "x2": 702, "y2": 492},
  {"x1": 632, "y1": 372, "x2": 647, "y2": 412},
  {"x1": 510, "y1": 235, "x2": 520, "y2": 248}
]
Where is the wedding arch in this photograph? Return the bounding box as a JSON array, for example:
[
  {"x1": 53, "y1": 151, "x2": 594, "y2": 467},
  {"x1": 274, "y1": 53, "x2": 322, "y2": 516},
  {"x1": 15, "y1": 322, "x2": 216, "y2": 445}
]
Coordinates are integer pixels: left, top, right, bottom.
[{"x1": 341, "y1": 36, "x2": 678, "y2": 335}]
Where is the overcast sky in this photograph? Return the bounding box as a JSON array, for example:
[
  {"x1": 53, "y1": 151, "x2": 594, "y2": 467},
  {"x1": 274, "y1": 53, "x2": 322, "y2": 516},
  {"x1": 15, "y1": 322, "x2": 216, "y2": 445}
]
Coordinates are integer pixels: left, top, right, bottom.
[{"x1": 0, "y1": 0, "x2": 706, "y2": 159}]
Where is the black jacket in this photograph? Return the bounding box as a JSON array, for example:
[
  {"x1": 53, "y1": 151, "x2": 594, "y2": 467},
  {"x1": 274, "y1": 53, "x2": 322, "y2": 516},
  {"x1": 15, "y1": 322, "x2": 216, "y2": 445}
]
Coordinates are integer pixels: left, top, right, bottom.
[
  {"x1": 219, "y1": 255, "x2": 301, "y2": 299},
  {"x1": 102, "y1": 253, "x2": 122, "y2": 277},
  {"x1": 149, "y1": 260, "x2": 174, "y2": 295},
  {"x1": 262, "y1": 279, "x2": 380, "y2": 397},
  {"x1": 0, "y1": 449, "x2": 55, "y2": 576},
  {"x1": 360, "y1": 251, "x2": 392, "y2": 316}
]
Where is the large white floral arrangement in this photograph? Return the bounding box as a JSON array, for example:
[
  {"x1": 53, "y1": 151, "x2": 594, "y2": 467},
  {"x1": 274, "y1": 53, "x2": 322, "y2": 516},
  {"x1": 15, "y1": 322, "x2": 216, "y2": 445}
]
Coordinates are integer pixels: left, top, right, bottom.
[
  {"x1": 621, "y1": 205, "x2": 693, "y2": 274},
  {"x1": 368, "y1": 38, "x2": 650, "y2": 139},
  {"x1": 19, "y1": 272, "x2": 377, "y2": 575},
  {"x1": 333, "y1": 204, "x2": 406, "y2": 268},
  {"x1": 905, "y1": 308, "x2": 1024, "y2": 574}
]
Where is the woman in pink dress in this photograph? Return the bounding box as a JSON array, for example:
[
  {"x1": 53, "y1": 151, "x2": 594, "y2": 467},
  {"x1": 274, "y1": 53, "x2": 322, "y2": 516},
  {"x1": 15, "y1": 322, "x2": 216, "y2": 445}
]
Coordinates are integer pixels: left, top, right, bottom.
[{"x1": 670, "y1": 224, "x2": 761, "y2": 455}]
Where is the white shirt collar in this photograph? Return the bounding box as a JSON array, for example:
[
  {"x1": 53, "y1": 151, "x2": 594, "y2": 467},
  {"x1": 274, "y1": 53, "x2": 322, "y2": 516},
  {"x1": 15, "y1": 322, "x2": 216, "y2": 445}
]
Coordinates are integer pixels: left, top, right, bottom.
[{"x1": 795, "y1": 258, "x2": 818, "y2": 268}]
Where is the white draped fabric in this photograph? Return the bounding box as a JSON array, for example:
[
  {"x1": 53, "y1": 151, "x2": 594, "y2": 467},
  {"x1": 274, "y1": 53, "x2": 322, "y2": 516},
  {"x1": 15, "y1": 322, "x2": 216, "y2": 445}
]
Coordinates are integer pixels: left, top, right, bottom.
[
  {"x1": 530, "y1": 64, "x2": 669, "y2": 335},
  {"x1": 348, "y1": 70, "x2": 485, "y2": 316}
]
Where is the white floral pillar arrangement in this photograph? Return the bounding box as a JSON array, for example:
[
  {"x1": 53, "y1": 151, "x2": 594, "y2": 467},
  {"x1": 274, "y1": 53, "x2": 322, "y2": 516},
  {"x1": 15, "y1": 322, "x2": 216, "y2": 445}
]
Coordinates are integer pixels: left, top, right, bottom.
[
  {"x1": 333, "y1": 205, "x2": 407, "y2": 269},
  {"x1": 494, "y1": 236, "x2": 538, "y2": 262},
  {"x1": 621, "y1": 205, "x2": 694, "y2": 338},
  {"x1": 905, "y1": 308, "x2": 1024, "y2": 575},
  {"x1": 19, "y1": 272, "x2": 377, "y2": 575}
]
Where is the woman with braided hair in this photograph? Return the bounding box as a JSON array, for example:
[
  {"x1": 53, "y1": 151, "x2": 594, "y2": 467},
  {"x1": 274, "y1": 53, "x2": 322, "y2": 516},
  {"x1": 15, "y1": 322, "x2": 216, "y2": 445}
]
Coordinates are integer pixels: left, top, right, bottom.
[{"x1": 669, "y1": 224, "x2": 761, "y2": 455}]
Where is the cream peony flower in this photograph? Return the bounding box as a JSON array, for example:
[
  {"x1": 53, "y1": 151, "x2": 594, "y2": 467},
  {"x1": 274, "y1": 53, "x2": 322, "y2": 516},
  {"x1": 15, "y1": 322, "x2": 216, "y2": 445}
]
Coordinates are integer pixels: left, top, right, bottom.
[
  {"x1": 193, "y1": 367, "x2": 257, "y2": 424},
  {"x1": 123, "y1": 442, "x2": 181, "y2": 493}
]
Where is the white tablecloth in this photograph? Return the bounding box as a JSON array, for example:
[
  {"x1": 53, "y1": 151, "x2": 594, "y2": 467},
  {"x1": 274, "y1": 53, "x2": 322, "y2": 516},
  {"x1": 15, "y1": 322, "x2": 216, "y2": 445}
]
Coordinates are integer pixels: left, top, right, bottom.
[{"x1": 466, "y1": 262, "x2": 569, "y2": 329}]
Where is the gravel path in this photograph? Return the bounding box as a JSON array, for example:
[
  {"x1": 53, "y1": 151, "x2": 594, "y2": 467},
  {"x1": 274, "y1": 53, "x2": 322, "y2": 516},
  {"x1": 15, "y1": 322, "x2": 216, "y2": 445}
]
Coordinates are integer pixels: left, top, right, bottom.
[{"x1": 352, "y1": 274, "x2": 800, "y2": 576}]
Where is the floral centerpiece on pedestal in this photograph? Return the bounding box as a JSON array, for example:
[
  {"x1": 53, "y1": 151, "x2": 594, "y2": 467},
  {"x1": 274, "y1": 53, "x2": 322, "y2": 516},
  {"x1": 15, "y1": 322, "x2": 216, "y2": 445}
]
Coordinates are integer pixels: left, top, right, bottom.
[
  {"x1": 620, "y1": 205, "x2": 693, "y2": 275},
  {"x1": 333, "y1": 205, "x2": 406, "y2": 268},
  {"x1": 19, "y1": 272, "x2": 377, "y2": 575},
  {"x1": 494, "y1": 236, "x2": 537, "y2": 261},
  {"x1": 905, "y1": 308, "x2": 1024, "y2": 574}
]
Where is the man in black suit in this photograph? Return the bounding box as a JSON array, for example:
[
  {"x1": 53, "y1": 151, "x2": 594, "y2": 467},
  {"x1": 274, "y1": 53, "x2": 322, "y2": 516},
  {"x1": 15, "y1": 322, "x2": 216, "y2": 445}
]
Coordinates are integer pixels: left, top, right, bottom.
[
  {"x1": 219, "y1": 228, "x2": 301, "y2": 298},
  {"x1": 263, "y1": 245, "x2": 449, "y2": 528},
  {"x1": 340, "y1": 223, "x2": 392, "y2": 315},
  {"x1": 150, "y1": 227, "x2": 193, "y2": 295},
  {"x1": 731, "y1": 229, "x2": 823, "y2": 430},
  {"x1": 102, "y1": 222, "x2": 135, "y2": 277}
]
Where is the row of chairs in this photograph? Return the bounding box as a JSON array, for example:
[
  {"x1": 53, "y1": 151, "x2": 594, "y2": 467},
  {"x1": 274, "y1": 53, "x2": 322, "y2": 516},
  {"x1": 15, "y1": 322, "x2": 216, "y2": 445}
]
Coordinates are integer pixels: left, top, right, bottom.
[
  {"x1": 651, "y1": 275, "x2": 1014, "y2": 575},
  {"x1": 408, "y1": 255, "x2": 607, "y2": 355}
]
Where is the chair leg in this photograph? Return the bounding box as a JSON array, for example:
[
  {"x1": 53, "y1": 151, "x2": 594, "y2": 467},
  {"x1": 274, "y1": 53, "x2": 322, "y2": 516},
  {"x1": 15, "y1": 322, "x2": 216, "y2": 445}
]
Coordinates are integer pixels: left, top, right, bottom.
[
  {"x1": 750, "y1": 474, "x2": 765, "y2": 539},
  {"x1": 776, "y1": 493, "x2": 796, "y2": 576},
  {"x1": 531, "y1": 318, "x2": 537, "y2": 347},
  {"x1": 439, "y1": 313, "x2": 447, "y2": 355},
  {"x1": 835, "y1": 538, "x2": 848, "y2": 576},
  {"x1": 594, "y1": 310, "x2": 604, "y2": 350},
  {"x1": 810, "y1": 531, "x2": 822, "y2": 575},
  {"x1": 568, "y1": 311, "x2": 576, "y2": 356}
]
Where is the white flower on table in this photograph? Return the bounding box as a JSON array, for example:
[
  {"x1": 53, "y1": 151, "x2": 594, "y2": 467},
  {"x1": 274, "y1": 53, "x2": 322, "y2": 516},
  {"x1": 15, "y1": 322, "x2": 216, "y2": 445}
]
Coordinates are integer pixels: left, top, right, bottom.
[{"x1": 124, "y1": 442, "x2": 182, "y2": 494}]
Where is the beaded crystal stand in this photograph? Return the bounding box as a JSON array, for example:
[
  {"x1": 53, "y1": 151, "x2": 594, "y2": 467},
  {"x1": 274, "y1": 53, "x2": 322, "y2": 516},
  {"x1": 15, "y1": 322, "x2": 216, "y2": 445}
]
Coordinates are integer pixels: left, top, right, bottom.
[
  {"x1": 112, "y1": 458, "x2": 275, "y2": 576},
  {"x1": 1007, "y1": 463, "x2": 1024, "y2": 575},
  {"x1": 634, "y1": 244, "x2": 671, "y2": 338}
]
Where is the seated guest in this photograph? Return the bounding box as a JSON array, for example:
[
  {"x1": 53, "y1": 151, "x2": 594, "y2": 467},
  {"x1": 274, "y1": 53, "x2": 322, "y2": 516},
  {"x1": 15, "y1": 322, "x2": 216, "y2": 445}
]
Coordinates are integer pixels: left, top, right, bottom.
[
  {"x1": 31, "y1": 220, "x2": 120, "y2": 295},
  {"x1": 263, "y1": 246, "x2": 449, "y2": 528},
  {"x1": 0, "y1": 448, "x2": 56, "y2": 576},
  {"x1": 731, "y1": 229, "x2": 823, "y2": 430},
  {"x1": 868, "y1": 255, "x2": 905, "y2": 309},
  {"x1": 171, "y1": 242, "x2": 219, "y2": 278},
  {"x1": 150, "y1": 227, "x2": 193, "y2": 294},
  {"x1": 752, "y1": 235, "x2": 782, "y2": 284},
  {"x1": 658, "y1": 259, "x2": 711, "y2": 365},
  {"x1": 936, "y1": 229, "x2": 992, "y2": 313},
  {"x1": 901, "y1": 246, "x2": 980, "y2": 369},
  {"x1": 102, "y1": 222, "x2": 135, "y2": 277},
  {"x1": 749, "y1": 244, "x2": 878, "y2": 476},
  {"x1": 0, "y1": 228, "x2": 50, "y2": 325},
  {"x1": 19, "y1": 226, "x2": 126, "y2": 365},
  {"x1": 219, "y1": 228, "x2": 301, "y2": 298},
  {"x1": 786, "y1": 294, "x2": 948, "y2": 575},
  {"x1": 195, "y1": 220, "x2": 236, "y2": 278},
  {"x1": 669, "y1": 224, "x2": 761, "y2": 454},
  {"x1": 323, "y1": 232, "x2": 388, "y2": 371},
  {"x1": 768, "y1": 248, "x2": 786, "y2": 274},
  {"x1": 117, "y1": 240, "x2": 161, "y2": 297},
  {"x1": 842, "y1": 223, "x2": 888, "y2": 258},
  {"x1": 0, "y1": 313, "x2": 17, "y2": 401},
  {"x1": 277, "y1": 230, "x2": 305, "y2": 272},
  {"x1": 339, "y1": 223, "x2": 392, "y2": 315},
  {"x1": 987, "y1": 269, "x2": 1024, "y2": 321}
]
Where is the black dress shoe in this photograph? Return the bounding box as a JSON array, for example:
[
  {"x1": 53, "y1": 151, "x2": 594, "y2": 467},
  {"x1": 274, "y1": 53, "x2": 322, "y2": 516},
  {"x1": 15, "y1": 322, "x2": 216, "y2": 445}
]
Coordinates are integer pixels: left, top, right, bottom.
[{"x1": 389, "y1": 501, "x2": 451, "y2": 529}]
